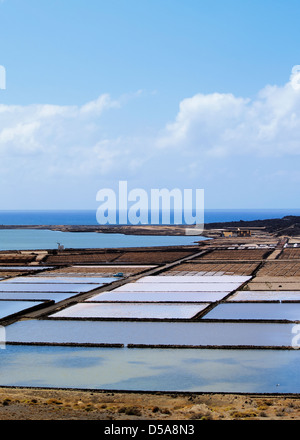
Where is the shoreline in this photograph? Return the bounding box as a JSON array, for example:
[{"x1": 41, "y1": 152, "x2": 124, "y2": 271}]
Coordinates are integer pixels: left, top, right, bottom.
[
  {"x1": 0, "y1": 224, "x2": 192, "y2": 236},
  {"x1": 0, "y1": 214, "x2": 299, "y2": 236}
]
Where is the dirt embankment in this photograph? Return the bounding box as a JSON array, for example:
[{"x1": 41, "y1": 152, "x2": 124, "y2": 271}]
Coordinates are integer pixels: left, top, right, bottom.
[{"x1": 0, "y1": 388, "x2": 300, "y2": 420}]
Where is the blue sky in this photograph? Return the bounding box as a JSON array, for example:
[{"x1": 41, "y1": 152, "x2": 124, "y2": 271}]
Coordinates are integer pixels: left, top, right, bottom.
[{"x1": 0, "y1": 0, "x2": 300, "y2": 210}]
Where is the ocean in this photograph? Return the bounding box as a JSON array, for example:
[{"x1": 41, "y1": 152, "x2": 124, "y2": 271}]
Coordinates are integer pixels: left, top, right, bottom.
[
  {"x1": 0, "y1": 209, "x2": 298, "y2": 251},
  {"x1": 0, "y1": 208, "x2": 299, "y2": 225}
]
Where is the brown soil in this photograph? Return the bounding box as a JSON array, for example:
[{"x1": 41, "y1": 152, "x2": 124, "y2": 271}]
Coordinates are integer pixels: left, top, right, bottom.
[
  {"x1": 196, "y1": 249, "x2": 271, "y2": 260},
  {"x1": 0, "y1": 388, "x2": 299, "y2": 420},
  {"x1": 167, "y1": 262, "x2": 259, "y2": 276},
  {"x1": 278, "y1": 248, "x2": 300, "y2": 259}
]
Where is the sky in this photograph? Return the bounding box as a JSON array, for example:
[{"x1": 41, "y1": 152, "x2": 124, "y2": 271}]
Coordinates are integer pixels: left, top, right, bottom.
[{"x1": 0, "y1": 0, "x2": 300, "y2": 210}]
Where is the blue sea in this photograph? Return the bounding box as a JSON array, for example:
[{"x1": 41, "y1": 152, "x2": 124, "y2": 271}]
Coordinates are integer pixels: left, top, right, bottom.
[
  {"x1": 0, "y1": 208, "x2": 299, "y2": 225},
  {"x1": 0, "y1": 209, "x2": 298, "y2": 251}
]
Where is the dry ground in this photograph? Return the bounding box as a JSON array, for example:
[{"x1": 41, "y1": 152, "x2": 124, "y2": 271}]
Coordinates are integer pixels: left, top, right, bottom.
[{"x1": 0, "y1": 388, "x2": 300, "y2": 420}]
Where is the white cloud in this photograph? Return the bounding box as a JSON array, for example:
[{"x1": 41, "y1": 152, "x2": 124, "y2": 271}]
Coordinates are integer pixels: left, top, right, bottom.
[
  {"x1": 1, "y1": 67, "x2": 300, "y2": 198},
  {"x1": 156, "y1": 66, "x2": 300, "y2": 158},
  {"x1": 79, "y1": 94, "x2": 120, "y2": 115},
  {"x1": 0, "y1": 94, "x2": 138, "y2": 178}
]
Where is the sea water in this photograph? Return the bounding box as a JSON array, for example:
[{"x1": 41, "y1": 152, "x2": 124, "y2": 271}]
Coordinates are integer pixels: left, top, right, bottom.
[
  {"x1": 0, "y1": 229, "x2": 205, "y2": 251},
  {"x1": 0, "y1": 208, "x2": 299, "y2": 225},
  {"x1": 0, "y1": 208, "x2": 300, "y2": 225},
  {"x1": 0, "y1": 208, "x2": 298, "y2": 250}
]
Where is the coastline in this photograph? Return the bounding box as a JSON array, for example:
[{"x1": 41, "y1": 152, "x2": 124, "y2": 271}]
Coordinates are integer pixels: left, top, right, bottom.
[
  {"x1": 0, "y1": 214, "x2": 299, "y2": 236},
  {"x1": 0, "y1": 224, "x2": 189, "y2": 236}
]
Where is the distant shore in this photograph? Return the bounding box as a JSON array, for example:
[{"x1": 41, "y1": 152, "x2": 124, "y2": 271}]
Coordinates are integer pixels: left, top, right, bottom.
[
  {"x1": 0, "y1": 224, "x2": 187, "y2": 235},
  {"x1": 0, "y1": 215, "x2": 299, "y2": 236}
]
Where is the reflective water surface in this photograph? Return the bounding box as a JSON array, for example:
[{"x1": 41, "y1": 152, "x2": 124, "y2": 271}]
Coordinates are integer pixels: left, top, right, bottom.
[
  {"x1": 0, "y1": 300, "x2": 44, "y2": 319},
  {"x1": 6, "y1": 319, "x2": 296, "y2": 347},
  {"x1": 89, "y1": 291, "x2": 229, "y2": 302},
  {"x1": 0, "y1": 345, "x2": 300, "y2": 393},
  {"x1": 50, "y1": 302, "x2": 209, "y2": 319},
  {"x1": 0, "y1": 283, "x2": 102, "y2": 293},
  {"x1": 203, "y1": 303, "x2": 300, "y2": 321}
]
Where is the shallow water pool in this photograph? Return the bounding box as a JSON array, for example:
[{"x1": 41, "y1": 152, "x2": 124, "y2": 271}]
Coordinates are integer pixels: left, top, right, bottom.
[
  {"x1": 0, "y1": 300, "x2": 45, "y2": 319},
  {"x1": 5, "y1": 319, "x2": 296, "y2": 347},
  {"x1": 0, "y1": 345, "x2": 299, "y2": 393},
  {"x1": 203, "y1": 303, "x2": 300, "y2": 321}
]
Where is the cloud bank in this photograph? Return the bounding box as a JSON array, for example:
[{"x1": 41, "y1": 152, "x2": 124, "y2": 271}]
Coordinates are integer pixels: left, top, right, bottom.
[
  {"x1": 0, "y1": 67, "x2": 300, "y2": 189},
  {"x1": 157, "y1": 67, "x2": 300, "y2": 159}
]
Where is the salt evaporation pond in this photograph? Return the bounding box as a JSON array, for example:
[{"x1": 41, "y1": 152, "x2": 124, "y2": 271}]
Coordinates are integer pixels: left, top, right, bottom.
[
  {"x1": 0, "y1": 345, "x2": 300, "y2": 393},
  {"x1": 5, "y1": 319, "x2": 296, "y2": 347},
  {"x1": 4, "y1": 276, "x2": 118, "y2": 284},
  {"x1": 90, "y1": 291, "x2": 230, "y2": 302},
  {"x1": 50, "y1": 302, "x2": 209, "y2": 320},
  {"x1": 113, "y1": 282, "x2": 242, "y2": 292},
  {"x1": 0, "y1": 300, "x2": 46, "y2": 319},
  {"x1": 0, "y1": 292, "x2": 77, "y2": 302},
  {"x1": 203, "y1": 303, "x2": 300, "y2": 321},
  {"x1": 137, "y1": 275, "x2": 251, "y2": 283},
  {"x1": 0, "y1": 283, "x2": 102, "y2": 293}
]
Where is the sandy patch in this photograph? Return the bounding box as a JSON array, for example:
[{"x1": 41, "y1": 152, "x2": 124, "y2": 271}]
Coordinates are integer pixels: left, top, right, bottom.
[{"x1": 0, "y1": 388, "x2": 299, "y2": 420}]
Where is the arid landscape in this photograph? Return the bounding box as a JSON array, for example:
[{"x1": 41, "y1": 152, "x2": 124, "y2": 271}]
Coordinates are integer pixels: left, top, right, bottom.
[{"x1": 0, "y1": 387, "x2": 300, "y2": 420}]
